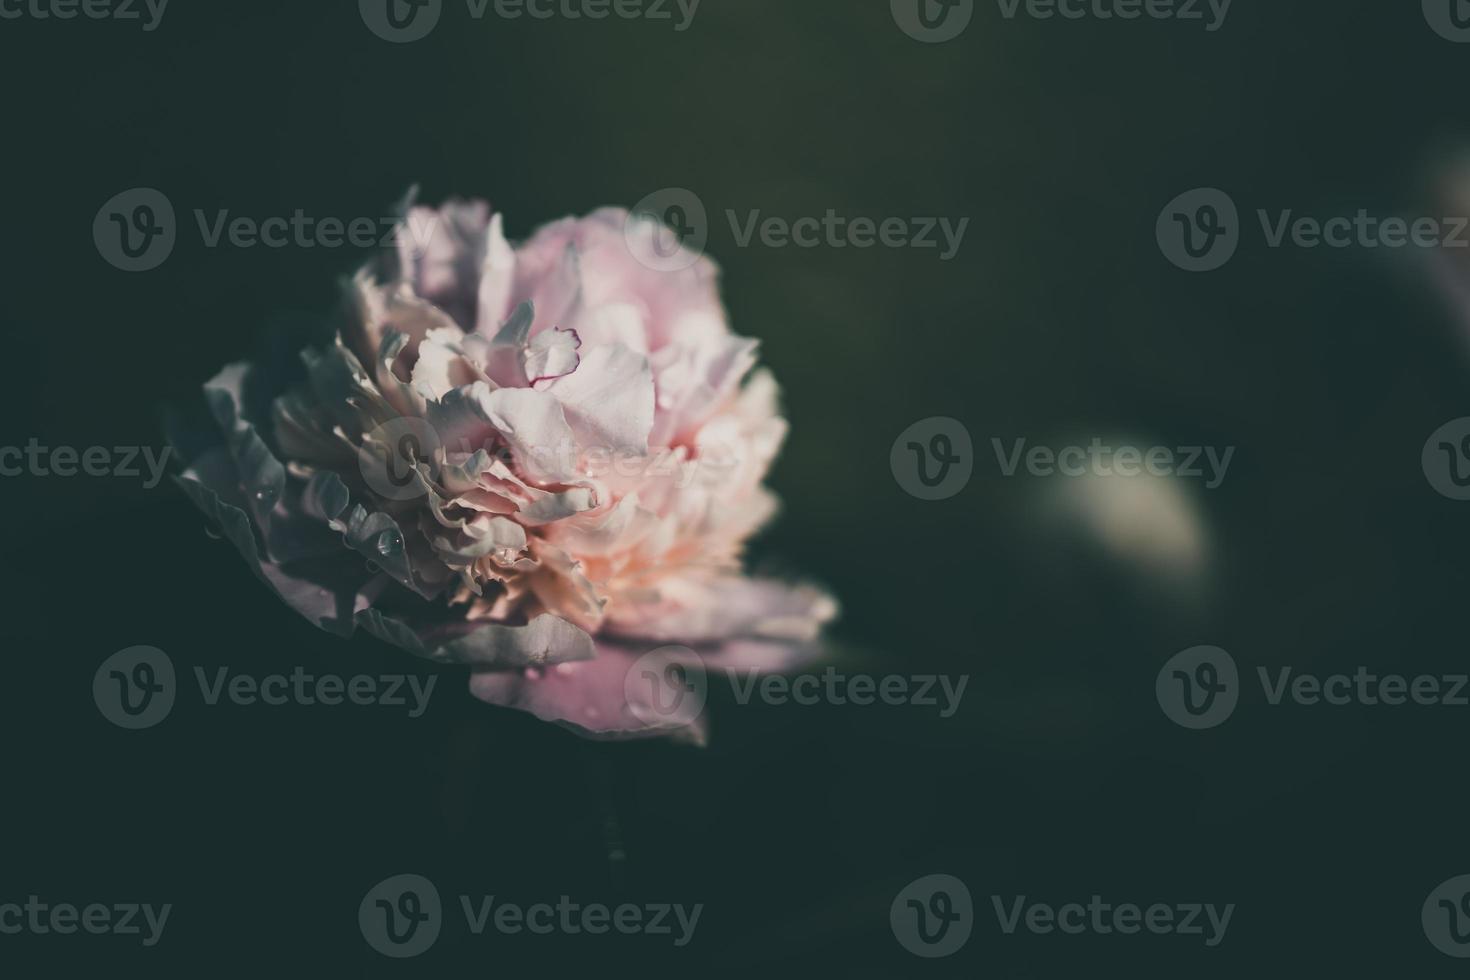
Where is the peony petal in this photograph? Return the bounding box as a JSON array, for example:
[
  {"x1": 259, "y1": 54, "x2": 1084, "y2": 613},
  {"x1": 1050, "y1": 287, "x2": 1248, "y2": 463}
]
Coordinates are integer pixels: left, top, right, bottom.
[
  {"x1": 525, "y1": 327, "x2": 582, "y2": 385},
  {"x1": 516, "y1": 486, "x2": 597, "y2": 525},
  {"x1": 604, "y1": 574, "x2": 838, "y2": 646},
  {"x1": 479, "y1": 301, "x2": 536, "y2": 387},
  {"x1": 395, "y1": 200, "x2": 492, "y2": 330},
  {"x1": 358, "y1": 610, "x2": 596, "y2": 668},
  {"x1": 428, "y1": 514, "x2": 528, "y2": 563},
  {"x1": 546, "y1": 343, "x2": 654, "y2": 456},
  {"x1": 426, "y1": 383, "x2": 501, "y2": 455},
  {"x1": 479, "y1": 386, "x2": 582, "y2": 484},
  {"x1": 176, "y1": 450, "x2": 381, "y2": 634},
  {"x1": 647, "y1": 335, "x2": 758, "y2": 447},
  {"x1": 468, "y1": 641, "x2": 706, "y2": 743},
  {"x1": 475, "y1": 211, "x2": 516, "y2": 335}
]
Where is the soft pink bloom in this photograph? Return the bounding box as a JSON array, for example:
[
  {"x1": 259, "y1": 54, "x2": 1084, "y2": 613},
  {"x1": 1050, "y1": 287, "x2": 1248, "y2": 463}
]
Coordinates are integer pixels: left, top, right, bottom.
[{"x1": 179, "y1": 198, "x2": 836, "y2": 741}]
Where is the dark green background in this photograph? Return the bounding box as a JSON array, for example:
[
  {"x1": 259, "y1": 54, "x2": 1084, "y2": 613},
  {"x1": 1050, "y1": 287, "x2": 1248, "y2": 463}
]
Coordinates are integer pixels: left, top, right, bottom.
[{"x1": 3, "y1": 0, "x2": 1470, "y2": 974}]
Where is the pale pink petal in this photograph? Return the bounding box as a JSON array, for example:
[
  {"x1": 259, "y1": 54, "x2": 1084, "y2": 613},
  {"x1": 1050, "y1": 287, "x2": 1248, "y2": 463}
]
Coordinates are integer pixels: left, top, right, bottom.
[
  {"x1": 480, "y1": 386, "x2": 583, "y2": 484},
  {"x1": 546, "y1": 343, "x2": 654, "y2": 456},
  {"x1": 469, "y1": 643, "x2": 707, "y2": 743},
  {"x1": 474, "y1": 212, "x2": 516, "y2": 335},
  {"x1": 526, "y1": 327, "x2": 582, "y2": 385},
  {"x1": 605, "y1": 574, "x2": 838, "y2": 646}
]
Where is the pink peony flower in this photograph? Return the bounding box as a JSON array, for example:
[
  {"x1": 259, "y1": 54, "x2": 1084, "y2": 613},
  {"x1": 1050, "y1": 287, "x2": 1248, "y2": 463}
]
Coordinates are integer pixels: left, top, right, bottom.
[{"x1": 177, "y1": 196, "x2": 836, "y2": 741}]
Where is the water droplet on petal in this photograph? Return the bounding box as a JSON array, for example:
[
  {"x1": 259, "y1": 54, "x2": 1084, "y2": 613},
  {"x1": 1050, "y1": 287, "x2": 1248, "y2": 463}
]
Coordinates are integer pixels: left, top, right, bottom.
[
  {"x1": 556, "y1": 662, "x2": 575, "y2": 677},
  {"x1": 376, "y1": 530, "x2": 404, "y2": 558}
]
